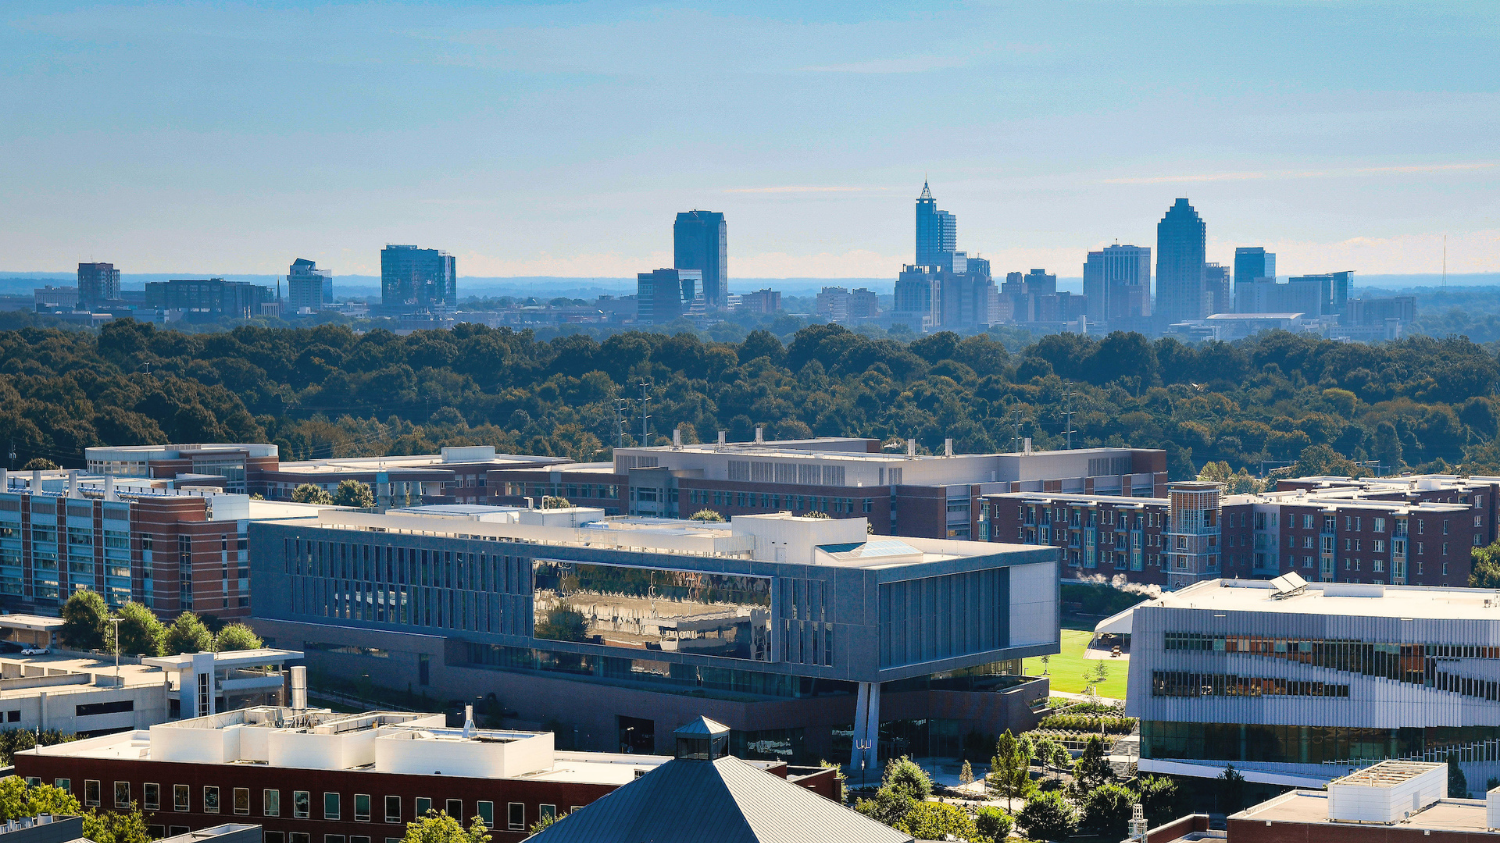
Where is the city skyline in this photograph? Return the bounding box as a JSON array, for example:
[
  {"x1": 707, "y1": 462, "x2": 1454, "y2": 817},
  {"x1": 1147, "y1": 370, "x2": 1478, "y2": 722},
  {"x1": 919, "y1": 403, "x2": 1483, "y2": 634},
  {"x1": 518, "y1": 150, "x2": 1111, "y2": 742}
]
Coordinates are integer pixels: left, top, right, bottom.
[{"x1": 0, "y1": 1, "x2": 1494, "y2": 279}]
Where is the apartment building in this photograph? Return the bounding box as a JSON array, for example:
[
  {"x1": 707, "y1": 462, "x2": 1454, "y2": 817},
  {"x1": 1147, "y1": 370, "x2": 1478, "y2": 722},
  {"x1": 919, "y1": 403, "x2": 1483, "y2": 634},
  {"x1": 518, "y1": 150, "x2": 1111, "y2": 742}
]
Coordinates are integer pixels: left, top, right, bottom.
[
  {"x1": 246, "y1": 507, "x2": 1058, "y2": 769},
  {"x1": 988, "y1": 477, "x2": 1481, "y2": 589},
  {"x1": 0, "y1": 468, "x2": 327, "y2": 618},
  {"x1": 14, "y1": 707, "x2": 835, "y2": 843},
  {"x1": 489, "y1": 436, "x2": 1165, "y2": 540}
]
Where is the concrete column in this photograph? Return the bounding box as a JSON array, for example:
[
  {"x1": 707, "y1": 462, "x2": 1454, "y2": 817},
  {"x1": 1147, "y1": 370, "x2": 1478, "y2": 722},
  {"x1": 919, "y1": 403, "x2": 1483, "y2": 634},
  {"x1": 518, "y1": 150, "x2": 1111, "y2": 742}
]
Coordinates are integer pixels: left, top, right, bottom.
[
  {"x1": 850, "y1": 682, "x2": 870, "y2": 775},
  {"x1": 863, "y1": 682, "x2": 881, "y2": 775}
]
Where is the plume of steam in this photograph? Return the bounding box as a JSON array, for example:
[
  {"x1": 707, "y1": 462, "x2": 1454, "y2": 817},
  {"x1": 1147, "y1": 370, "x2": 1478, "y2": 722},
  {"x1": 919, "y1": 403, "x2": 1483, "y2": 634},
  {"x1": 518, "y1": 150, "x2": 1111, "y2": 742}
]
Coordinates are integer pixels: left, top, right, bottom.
[{"x1": 1073, "y1": 572, "x2": 1163, "y2": 599}]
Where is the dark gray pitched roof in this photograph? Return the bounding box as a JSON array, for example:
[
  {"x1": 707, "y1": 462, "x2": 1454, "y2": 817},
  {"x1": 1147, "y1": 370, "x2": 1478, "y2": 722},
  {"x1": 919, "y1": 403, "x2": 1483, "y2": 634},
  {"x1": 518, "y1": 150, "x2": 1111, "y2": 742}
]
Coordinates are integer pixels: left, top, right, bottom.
[
  {"x1": 531, "y1": 756, "x2": 913, "y2": 843},
  {"x1": 673, "y1": 716, "x2": 730, "y2": 737}
]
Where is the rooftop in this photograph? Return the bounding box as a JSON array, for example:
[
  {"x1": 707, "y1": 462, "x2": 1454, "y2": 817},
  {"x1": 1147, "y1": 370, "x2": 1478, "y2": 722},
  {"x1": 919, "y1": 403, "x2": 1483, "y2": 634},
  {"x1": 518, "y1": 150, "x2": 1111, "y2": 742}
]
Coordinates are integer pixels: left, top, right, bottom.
[
  {"x1": 1125, "y1": 578, "x2": 1500, "y2": 622},
  {"x1": 1236, "y1": 790, "x2": 1495, "y2": 835},
  {"x1": 24, "y1": 707, "x2": 670, "y2": 786},
  {"x1": 270, "y1": 509, "x2": 1016, "y2": 569},
  {"x1": 1331, "y1": 760, "x2": 1444, "y2": 788}
]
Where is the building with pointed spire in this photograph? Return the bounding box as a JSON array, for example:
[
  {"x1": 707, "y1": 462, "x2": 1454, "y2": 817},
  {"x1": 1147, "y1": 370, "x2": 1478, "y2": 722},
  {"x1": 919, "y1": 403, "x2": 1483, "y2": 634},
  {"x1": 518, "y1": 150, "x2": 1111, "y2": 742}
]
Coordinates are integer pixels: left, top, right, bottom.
[{"x1": 914, "y1": 181, "x2": 957, "y2": 268}]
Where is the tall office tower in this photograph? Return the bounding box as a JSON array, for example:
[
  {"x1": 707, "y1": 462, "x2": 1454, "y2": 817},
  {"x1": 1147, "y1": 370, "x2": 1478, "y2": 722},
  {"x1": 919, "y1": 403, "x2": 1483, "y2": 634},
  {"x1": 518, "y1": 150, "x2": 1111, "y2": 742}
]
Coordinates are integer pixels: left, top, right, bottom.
[
  {"x1": 1156, "y1": 198, "x2": 1208, "y2": 322},
  {"x1": 1204, "y1": 263, "x2": 1231, "y2": 314},
  {"x1": 381, "y1": 245, "x2": 456, "y2": 311},
  {"x1": 1083, "y1": 245, "x2": 1153, "y2": 322},
  {"x1": 1329, "y1": 270, "x2": 1353, "y2": 318},
  {"x1": 1233, "y1": 247, "x2": 1276, "y2": 289},
  {"x1": 1023, "y1": 268, "x2": 1057, "y2": 296},
  {"x1": 76, "y1": 262, "x2": 121, "y2": 310},
  {"x1": 673, "y1": 211, "x2": 728, "y2": 309},
  {"x1": 637, "y1": 268, "x2": 700, "y2": 325},
  {"x1": 914, "y1": 181, "x2": 957, "y2": 267},
  {"x1": 286, "y1": 258, "x2": 332, "y2": 312}
]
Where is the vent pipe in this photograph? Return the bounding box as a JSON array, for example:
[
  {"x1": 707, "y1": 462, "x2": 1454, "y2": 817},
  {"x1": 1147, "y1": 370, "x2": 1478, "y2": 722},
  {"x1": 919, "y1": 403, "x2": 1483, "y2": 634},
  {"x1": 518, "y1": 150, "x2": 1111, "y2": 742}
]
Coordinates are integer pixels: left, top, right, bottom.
[
  {"x1": 290, "y1": 665, "x2": 307, "y2": 713},
  {"x1": 67, "y1": 470, "x2": 80, "y2": 499},
  {"x1": 1023, "y1": 438, "x2": 1033, "y2": 455},
  {"x1": 463, "y1": 704, "x2": 476, "y2": 739},
  {"x1": 31, "y1": 469, "x2": 41, "y2": 491},
  {"x1": 0, "y1": 468, "x2": 6, "y2": 492},
  {"x1": 672, "y1": 429, "x2": 681, "y2": 448},
  {"x1": 944, "y1": 438, "x2": 953, "y2": 457},
  {"x1": 718, "y1": 431, "x2": 726, "y2": 446},
  {"x1": 907, "y1": 439, "x2": 916, "y2": 458},
  {"x1": 104, "y1": 476, "x2": 117, "y2": 502},
  {"x1": 755, "y1": 426, "x2": 763, "y2": 444}
]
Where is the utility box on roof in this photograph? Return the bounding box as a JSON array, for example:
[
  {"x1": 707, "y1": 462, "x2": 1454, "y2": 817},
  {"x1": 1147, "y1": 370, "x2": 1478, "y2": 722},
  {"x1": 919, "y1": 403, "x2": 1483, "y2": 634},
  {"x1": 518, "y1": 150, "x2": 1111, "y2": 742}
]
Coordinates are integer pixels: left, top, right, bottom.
[{"x1": 1327, "y1": 760, "x2": 1446, "y2": 824}]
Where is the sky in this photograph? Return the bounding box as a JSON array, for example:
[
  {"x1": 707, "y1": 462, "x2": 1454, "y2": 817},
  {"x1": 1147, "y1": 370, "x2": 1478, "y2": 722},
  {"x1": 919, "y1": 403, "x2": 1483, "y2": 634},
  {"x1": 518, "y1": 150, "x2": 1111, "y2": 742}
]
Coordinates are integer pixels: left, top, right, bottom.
[{"x1": 1, "y1": 0, "x2": 1498, "y2": 280}]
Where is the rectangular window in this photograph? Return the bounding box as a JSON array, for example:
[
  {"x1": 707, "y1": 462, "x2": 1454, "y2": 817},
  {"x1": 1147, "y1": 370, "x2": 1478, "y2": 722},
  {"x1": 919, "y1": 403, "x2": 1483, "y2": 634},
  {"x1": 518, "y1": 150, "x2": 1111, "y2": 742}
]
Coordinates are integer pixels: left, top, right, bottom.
[
  {"x1": 539, "y1": 805, "x2": 557, "y2": 824},
  {"x1": 416, "y1": 798, "x2": 432, "y2": 817},
  {"x1": 355, "y1": 794, "x2": 371, "y2": 822},
  {"x1": 235, "y1": 788, "x2": 250, "y2": 816},
  {"x1": 291, "y1": 835, "x2": 310, "y2": 843},
  {"x1": 476, "y1": 802, "x2": 493, "y2": 828},
  {"x1": 265, "y1": 834, "x2": 285, "y2": 843},
  {"x1": 294, "y1": 791, "x2": 311, "y2": 819},
  {"x1": 384, "y1": 796, "x2": 401, "y2": 823},
  {"x1": 85, "y1": 780, "x2": 101, "y2": 807},
  {"x1": 446, "y1": 800, "x2": 462, "y2": 819},
  {"x1": 205, "y1": 786, "x2": 220, "y2": 813},
  {"x1": 325, "y1": 836, "x2": 346, "y2": 843},
  {"x1": 265, "y1": 790, "x2": 281, "y2": 817},
  {"x1": 324, "y1": 792, "x2": 341, "y2": 820},
  {"x1": 174, "y1": 785, "x2": 190, "y2": 812},
  {"x1": 144, "y1": 783, "x2": 158, "y2": 810},
  {"x1": 115, "y1": 781, "x2": 131, "y2": 808},
  {"x1": 55, "y1": 779, "x2": 72, "y2": 795},
  {"x1": 508, "y1": 803, "x2": 525, "y2": 832}
]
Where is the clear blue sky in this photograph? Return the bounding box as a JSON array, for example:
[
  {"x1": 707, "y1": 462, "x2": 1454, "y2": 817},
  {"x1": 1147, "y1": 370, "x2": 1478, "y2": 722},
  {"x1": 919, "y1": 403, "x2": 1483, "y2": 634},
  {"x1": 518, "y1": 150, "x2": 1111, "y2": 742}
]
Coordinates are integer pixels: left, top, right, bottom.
[{"x1": 2, "y1": 0, "x2": 1497, "y2": 279}]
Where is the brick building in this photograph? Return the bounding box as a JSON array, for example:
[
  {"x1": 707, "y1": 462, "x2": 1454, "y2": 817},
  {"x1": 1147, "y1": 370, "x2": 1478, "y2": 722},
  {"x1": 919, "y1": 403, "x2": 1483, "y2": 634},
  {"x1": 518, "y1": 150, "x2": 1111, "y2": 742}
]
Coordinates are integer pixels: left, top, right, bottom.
[
  {"x1": 988, "y1": 476, "x2": 1484, "y2": 589},
  {"x1": 14, "y1": 707, "x2": 835, "y2": 843}
]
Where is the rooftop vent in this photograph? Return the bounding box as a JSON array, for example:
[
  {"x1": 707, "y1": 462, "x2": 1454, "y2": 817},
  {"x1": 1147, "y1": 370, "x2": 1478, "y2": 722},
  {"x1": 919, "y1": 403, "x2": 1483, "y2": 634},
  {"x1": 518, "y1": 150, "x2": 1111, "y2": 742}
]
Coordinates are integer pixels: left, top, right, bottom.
[{"x1": 1327, "y1": 760, "x2": 1445, "y2": 824}]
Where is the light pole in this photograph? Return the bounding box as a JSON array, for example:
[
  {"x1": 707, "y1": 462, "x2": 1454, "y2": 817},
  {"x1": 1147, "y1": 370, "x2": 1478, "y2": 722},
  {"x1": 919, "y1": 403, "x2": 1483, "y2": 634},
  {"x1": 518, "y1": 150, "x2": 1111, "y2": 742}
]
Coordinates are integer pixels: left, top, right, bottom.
[
  {"x1": 111, "y1": 617, "x2": 122, "y2": 686},
  {"x1": 855, "y1": 738, "x2": 872, "y2": 792}
]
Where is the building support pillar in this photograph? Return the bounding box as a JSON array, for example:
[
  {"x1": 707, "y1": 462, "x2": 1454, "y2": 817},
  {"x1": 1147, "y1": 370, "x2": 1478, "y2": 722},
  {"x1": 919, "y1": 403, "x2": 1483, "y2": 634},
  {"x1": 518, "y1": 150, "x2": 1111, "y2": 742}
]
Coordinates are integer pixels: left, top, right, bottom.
[{"x1": 849, "y1": 681, "x2": 881, "y2": 786}]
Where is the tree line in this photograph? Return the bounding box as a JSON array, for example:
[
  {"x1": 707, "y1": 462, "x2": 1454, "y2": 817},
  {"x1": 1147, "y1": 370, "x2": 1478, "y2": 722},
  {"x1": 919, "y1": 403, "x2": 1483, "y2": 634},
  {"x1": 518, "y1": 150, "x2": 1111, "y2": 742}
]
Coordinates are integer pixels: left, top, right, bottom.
[
  {"x1": 59, "y1": 591, "x2": 263, "y2": 657},
  {"x1": 2, "y1": 319, "x2": 1499, "y2": 480}
]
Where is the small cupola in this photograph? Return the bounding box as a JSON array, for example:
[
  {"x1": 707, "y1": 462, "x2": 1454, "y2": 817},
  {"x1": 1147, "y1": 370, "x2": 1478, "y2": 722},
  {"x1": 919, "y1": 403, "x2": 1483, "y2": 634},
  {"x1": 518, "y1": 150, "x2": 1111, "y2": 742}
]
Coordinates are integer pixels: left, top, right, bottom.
[{"x1": 674, "y1": 716, "x2": 730, "y2": 760}]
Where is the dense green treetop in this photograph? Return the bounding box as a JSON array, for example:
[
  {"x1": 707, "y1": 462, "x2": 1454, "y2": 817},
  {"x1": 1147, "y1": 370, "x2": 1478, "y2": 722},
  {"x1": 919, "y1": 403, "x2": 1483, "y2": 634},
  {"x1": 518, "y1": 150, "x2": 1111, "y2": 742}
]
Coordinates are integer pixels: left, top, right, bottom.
[{"x1": 1, "y1": 320, "x2": 1497, "y2": 479}]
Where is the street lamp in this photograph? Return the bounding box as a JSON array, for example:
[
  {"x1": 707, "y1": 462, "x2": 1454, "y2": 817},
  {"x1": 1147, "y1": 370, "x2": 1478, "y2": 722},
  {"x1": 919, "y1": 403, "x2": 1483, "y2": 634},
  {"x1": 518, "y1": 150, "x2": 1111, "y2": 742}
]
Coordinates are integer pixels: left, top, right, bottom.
[{"x1": 854, "y1": 739, "x2": 872, "y2": 792}]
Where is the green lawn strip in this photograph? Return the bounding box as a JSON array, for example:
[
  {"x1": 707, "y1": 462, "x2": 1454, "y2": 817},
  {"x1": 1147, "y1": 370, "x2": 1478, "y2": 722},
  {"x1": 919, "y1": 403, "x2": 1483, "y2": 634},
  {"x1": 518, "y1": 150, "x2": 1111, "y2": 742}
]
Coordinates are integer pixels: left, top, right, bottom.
[{"x1": 1023, "y1": 629, "x2": 1129, "y2": 699}]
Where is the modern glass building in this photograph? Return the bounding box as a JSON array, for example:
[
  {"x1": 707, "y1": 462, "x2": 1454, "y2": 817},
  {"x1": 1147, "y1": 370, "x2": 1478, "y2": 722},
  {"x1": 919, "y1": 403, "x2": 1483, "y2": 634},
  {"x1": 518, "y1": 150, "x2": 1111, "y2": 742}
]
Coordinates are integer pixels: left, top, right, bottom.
[
  {"x1": 914, "y1": 182, "x2": 956, "y2": 268},
  {"x1": 247, "y1": 508, "x2": 1059, "y2": 769},
  {"x1": 1121, "y1": 577, "x2": 1500, "y2": 788},
  {"x1": 1156, "y1": 198, "x2": 1208, "y2": 323},
  {"x1": 673, "y1": 211, "x2": 727, "y2": 309},
  {"x1": 1082, "y1": 245, "x2": 1152, "y2": 323},
  {"x1": 380, "y1": 245, "x2": 455, "y2": 311},
  {"x1": 287, "y1": 258, "x2": 332, "y2": 312}
]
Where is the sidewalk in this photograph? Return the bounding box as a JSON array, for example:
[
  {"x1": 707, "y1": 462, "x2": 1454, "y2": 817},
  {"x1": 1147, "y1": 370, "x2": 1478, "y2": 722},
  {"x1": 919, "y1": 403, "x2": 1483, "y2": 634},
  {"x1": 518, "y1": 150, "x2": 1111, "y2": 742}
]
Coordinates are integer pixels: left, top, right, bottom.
[{"x1": 1049, "y1": 689, "x2": 1125, "y2": 706}]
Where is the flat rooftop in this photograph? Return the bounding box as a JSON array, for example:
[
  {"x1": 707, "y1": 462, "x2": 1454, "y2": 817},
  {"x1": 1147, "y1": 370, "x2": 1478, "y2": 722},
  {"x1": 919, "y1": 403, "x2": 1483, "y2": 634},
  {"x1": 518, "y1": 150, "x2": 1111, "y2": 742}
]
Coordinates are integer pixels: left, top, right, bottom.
[
  {"x1": 1332, "y1": 760, "x2": 1443, "y2": 788},
  {"x1": 1139, "y1": 578, "x2": 1500, "y2": 622},
  {"x1": 271, "y1": 509, "x2": 1021, "y2": 569},
  {"x1": 1236, "y1": 790, "x2": 1494, "y2": 835}
]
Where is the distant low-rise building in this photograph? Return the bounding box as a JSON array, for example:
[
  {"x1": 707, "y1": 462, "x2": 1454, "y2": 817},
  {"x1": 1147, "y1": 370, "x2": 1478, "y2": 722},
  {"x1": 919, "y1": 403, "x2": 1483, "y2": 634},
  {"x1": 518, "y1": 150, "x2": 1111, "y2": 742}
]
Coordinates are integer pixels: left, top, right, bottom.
[
  {"x1": 738, "y1": 289, "x2": 779, "y2": 315},
  {"x1": 144, "y1": 279, "x2": 275, "y2": 321},
  {"x1": 33, "y1": 286, "x2": 79, "y2": 313}
]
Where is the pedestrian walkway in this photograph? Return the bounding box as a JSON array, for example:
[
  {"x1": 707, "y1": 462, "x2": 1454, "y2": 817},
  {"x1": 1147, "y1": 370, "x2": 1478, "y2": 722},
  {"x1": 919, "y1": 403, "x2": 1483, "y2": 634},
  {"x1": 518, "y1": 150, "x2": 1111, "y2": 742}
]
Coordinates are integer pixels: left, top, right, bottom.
[{"x1": 1050, "y1": 689, "x2": 1125, "y2": 706}]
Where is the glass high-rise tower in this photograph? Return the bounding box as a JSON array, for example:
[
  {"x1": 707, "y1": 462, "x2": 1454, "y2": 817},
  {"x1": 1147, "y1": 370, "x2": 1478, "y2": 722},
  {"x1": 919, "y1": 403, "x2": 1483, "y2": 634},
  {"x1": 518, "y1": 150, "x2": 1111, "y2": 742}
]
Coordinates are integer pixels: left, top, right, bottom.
[
  {"x1": 673, "y1": 211, "x2": 727, "y2": 309},
  {"x1": 914, "y1": 181, "x2": 957, "y2": 267},
  {"x1": 381, "y1": 245, "x2": 455, "y2": 311},
  {"x1": 1155, "y1": 199, "x2": 1208, "y2": 322}
]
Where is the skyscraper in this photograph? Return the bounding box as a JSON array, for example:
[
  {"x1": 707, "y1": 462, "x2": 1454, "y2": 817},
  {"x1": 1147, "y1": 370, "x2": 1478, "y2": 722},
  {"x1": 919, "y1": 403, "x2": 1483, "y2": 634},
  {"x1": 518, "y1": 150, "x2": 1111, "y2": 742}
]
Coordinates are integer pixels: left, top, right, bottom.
[
  {"x1": 287, "y1": 258, "x2": 332, "y2": 312},
  {"x1": 77, "y1": 262, "x2": 121, "y2": 309},
  {"x1": 1233, "y1": 247, "x2": 1276, "y2": 289},
  {"x1": 1156, "y1": 199, "x2": 1208, "y2": 322},
  {"x1": 381, "y1": 245, "x2": 455, "y2": 311},
  {"x1": 673, "y1": 211, "x2": 727, "y2": 309},
  {"x1": 914, "y1": 181, "x2": 957, "y2": 267},
  {"x1": 637, "y1": 268, "x2": 700, "y2": 325},
  {"x1": 1204, "y1": 262, "x2": 1231, "y2": 314},
  {"x1": 1083, "y1": 245, "x2": 1152, "y2": 323}
]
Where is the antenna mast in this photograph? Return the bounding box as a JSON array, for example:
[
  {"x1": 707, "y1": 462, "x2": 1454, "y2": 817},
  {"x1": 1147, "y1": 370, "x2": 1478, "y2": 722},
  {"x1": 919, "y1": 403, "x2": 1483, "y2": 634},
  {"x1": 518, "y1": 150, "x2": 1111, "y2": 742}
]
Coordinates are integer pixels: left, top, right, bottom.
[
  {"x1": 1062, "y1": 381, "x2": 1078, "y2": 450},
  {"x1": 638, "y1": 380, "x2": 652, "y2": 446}
]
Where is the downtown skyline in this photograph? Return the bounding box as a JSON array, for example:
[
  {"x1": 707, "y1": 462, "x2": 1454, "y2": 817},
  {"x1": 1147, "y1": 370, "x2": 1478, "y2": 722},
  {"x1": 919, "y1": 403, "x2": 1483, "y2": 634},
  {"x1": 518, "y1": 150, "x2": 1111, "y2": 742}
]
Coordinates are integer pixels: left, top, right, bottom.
[{"x1": 0, "y1": 0, "x2": 1496, "y2": 279}]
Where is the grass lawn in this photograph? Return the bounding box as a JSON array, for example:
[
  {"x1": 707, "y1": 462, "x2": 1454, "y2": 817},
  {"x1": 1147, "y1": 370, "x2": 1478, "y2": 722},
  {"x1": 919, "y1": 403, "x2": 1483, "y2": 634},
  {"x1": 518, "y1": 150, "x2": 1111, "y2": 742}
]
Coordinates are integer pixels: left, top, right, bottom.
[{"x1": 1022, "y1": 628, "x2": 1129, "y2": 699}]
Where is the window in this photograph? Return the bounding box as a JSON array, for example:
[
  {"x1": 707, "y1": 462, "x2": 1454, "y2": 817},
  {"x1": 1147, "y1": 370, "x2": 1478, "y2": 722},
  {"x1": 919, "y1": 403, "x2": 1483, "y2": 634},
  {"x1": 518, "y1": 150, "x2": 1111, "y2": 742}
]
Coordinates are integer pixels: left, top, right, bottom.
[
  {"x1": 325, "y1": 836, "x2": 346, "y2": 843},
  {"x1": 115, "y1": 782, "x2": 131, "y2": 808},
  {"x1": 355, "y1": 794, "x2": 371, "y2": 822},
  {"x1": 85, "y1": 780, "x2": 101, "y2": 807},
  {"x1": 324, "y1": 793, "x2": 341, "y2": 820},
  {"x1": 145, "y1": 784, "x2": 161, "y2": 811},
  {"x1": 384, "y1": 796, "x2": 401, "y2": 823},
  {"x1": 476, "y1": 802, "x2": 493, "y2": 828},
  {"x1": 265, "y1": 790, "x2": 281, "y2": 817},
  {"x1": 56, "y1": 779, "x2": 72, "y2": 795},
  {"x1": 205, "y1": 786, "x2": 220, "y2": 813},
  {"x1": 508, "y1": 803, "x2": 525, "y2": 831},
  {"x1": 264, "y1": 834, "x2": 285, "y2": 843},
  {"x1": 235, "y1": 788, "x2": 250, "y2": 816},
  {"x1": 351, "y1": 838, "x2": 370, "y2": 843},
  {"x1": 171, "y1": 829, "x2": 191, "y2": 838},
  {"x1": 539, "y1": 805, "x2": 557, "y2": 824},
  {"x1": 174, "y1": 785, "x2": 190, "y2": 812},
  {"x1": 294, "y1": 791, "x2": 311, "y2": 819},
  {"x1": 1302, "y1": 514, "x2": 1313, "y2": 529},
  {"x1": 416, "y1": 798, "x2": 432, "y2": 817},
  {"x1": 446, "y1": 800, "x2": 462, "y2": 819},
  {"x1": 290, "y1": 835, "x2": 310, "y2": 843}
]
